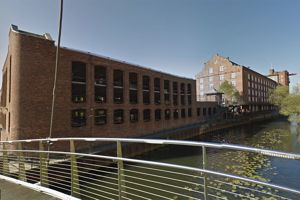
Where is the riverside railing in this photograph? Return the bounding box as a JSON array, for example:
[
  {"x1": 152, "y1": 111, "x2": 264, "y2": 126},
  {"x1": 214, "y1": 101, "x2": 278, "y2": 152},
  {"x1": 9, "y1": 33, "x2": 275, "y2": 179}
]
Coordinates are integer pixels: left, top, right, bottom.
[{"x1": 0, "y1": 137, "x2": 300, "y2": 200}]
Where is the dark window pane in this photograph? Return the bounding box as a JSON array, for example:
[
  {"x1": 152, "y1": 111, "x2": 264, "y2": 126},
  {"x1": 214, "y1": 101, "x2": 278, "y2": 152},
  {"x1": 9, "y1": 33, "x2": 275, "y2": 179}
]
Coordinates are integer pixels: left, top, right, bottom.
[
  {"x1": 208, "y1": 107, "x2": 212, "y2": 115},
  {"x1": 213, "y1": 107, "x2": 217, "y2": 114},
  {"x1": 129, "y1": 73, "x2": 138, "y2": 89},
  {"x1": 165, "y1": 109, "x2": 171, "y2": 120},
  {"x1": 203, "y1": 108, "x2": 207, "y2": 116},
  {"x1": 143, "y1": 109, "x2": 151, "y2": 122},
  {"x1": 130, "y1": 109, "x2": 138, "y2": 122},
  {"x1": 188, "y1": 108, "x2": 192, "y2": 117},
  {"x1": 155, "y1": 109, "x2": 161, "y2": 121},
  {"x1": 71, "y1": 109, "x2": 86, "y2": 127},
  {"x1": 197, "y1": 108, "x2": 201, "y2": 116},
  {"x1": 130, "y1": 90, "x2": 138, "y2": 104},
  {"x1": 143, "y1": 76, "x2": 150, "y2": 90},
  {"x1": 72, "y1": 84, "x2": 86, "y2": 103},
  {"x1": 143, "y1": 91, "x2": 150, "y2": 104},
  {"x1": 154, "y1": 93, "x2": 161, "y2": 104},
  {"x1": 114, "y1": 109, "x2": 124, "y2": 124},
  {"x1": 154, "y1": 78, "x2": 160, "y2": 91},
  {"x1": 114, "y1": 70, "x2": 123, "y2": 87},
  {"x1": 95, "y1": 66, "x2": 106, "y2": 85},
  {"x1": 114, "y1": 88, "x2": 123, "y2": 103},
  {"x1": 95, "y1": 86, "x2": 106, "y2": 103},
  {"x1": 95, "y1": 109, "x2": 107, "y2": 125},
  {"x1": 72, "y1": 62, "x2": 86, "y2": 82},
  {"x1": 181, "y1": 109, "x2": 186, "y2": 118},
  {"x1": 173, "y1": 95, "x2": 178, "y2": 105},
  {"x1": 173, "y1": 82, "x2": 178, "y2": 94},
  {"x1": 174, "y1": 109, "x2": 179, "y2": 119},
  {"x1": 188, "y1": 95, "x2": 192, "y2": 105}
]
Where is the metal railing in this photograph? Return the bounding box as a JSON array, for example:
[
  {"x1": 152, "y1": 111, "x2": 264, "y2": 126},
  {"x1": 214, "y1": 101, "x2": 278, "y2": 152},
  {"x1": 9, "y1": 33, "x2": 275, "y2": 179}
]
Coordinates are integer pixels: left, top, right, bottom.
[{"x1": 0, "y1": 137, "x2": 300, "y2": 200}]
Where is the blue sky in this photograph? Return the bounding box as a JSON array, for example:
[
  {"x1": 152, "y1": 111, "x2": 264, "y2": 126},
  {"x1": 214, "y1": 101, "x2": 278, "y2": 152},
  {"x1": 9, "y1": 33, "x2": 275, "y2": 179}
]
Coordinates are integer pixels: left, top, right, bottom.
[{"x1": 0, "y1": 0, "x2": 299, "y2": 86}]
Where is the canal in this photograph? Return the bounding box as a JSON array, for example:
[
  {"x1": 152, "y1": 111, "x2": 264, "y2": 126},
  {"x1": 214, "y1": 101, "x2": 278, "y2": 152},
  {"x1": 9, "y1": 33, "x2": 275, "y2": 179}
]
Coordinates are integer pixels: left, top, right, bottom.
[{"x1": 82, "y1": 118, "x2": 300, "y2": 199}]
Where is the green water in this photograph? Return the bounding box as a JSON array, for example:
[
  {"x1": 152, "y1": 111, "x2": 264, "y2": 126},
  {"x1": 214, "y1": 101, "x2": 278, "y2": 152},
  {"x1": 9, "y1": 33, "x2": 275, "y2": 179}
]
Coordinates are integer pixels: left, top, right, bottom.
[{"x1": 82, "y1": 119, "x2": 300, "y2": 199}]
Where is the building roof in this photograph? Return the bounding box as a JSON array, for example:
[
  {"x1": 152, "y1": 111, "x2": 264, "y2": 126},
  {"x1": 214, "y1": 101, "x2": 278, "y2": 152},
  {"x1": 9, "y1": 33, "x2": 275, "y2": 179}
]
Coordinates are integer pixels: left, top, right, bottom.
[{"x1": 10, "y1": 25, "x2": 194, "y2": 81}]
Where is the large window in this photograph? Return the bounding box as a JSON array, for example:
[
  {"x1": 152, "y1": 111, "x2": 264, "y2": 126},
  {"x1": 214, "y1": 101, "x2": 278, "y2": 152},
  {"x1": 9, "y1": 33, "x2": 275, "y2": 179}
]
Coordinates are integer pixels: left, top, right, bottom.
[
  {"x1": 72, "y1": 61, "x2": 86, "y2": 103},
  {"x1": 143, "y1": 109, "x2": 151, "y2": 122},
  {"x1": 114, "y1": 109, "x2": 124, "y2": 124},
  {"x1": 181, "y1": 109, "x2": 186, "y2": 118},
  {"x1": 71, "y1": 109, "x2": 86, "y2": 127},
  {"x1": 165, "y1": 109, "x2": 171, "y2": 120},
  {"x1": 187, "y1": 83, "x2": 192, "y2": 105},
  {"x1": 155, "y1": 109, "x2": 161, "y2": 121},
  {"x1": 95, "y1": 66, "x2": 106, "y2": 103},
  {"x1": 180, "y1": 83, "x2": 185, "y2": 105},
  {"x1": 188, "y1": 108, "x2": 192, "y2": 117},
  {"x1": 95, "y1": 109, "x2": 107, "y2": 125},
  {"x1": 113, "y1": 70, "x2": 124, "y2": 103},
  {"x1": 173, "y1": 109, "x2": 179, "y2": 119},
  {"x1": 143, "y1": 76, "x2": 150, "y2": 104},
  {"x1": 154, "y1": 78, "x2": 161, "y2": 104},
  {"x1": 129, "y1": 73, "x2": 138, "y2": 104},
  {"x1": 164, "y1": 80, "x2": 170, "y2": 104},
  {"x1": 130, "y1": 109, "x2": 138, "y2": 123},
  {"x1": 208, "y1": 107, "x2": 212, "y2": 116},
  {"x1": 197, "y1": 108, "x2": 201, "y2": 116},
  {"x1": 173, "y1": 82, "x2": 178, "y2": 105},
  {"x1": 203, "y1": 108, "x2": 207, "y2": 116}
]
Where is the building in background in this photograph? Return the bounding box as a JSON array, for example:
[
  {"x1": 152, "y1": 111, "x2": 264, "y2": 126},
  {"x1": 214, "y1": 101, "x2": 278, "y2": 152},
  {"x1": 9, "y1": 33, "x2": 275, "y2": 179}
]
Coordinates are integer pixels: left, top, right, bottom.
[
  {"x1": 267, "y1": 68, "x2": 296, "y2": 87},
  {"x1": 0, "y1": 25, "x2": 218, "y2": 141},
  {"x1": 195, "y1": 54, "x2": 278, "y2": 112}
]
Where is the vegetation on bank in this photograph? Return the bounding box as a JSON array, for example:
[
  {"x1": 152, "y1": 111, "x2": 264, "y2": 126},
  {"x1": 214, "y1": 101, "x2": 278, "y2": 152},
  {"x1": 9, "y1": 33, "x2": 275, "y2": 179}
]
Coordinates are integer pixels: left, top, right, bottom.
[{"x1": 269, "y1": 84, "x2": 300, "y2": 123}]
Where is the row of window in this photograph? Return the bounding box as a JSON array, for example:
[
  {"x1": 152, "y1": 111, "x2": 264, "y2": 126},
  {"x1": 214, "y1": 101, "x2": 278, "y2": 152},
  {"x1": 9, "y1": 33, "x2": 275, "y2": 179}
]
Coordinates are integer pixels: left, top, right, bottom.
[
  {"x1": 72, "y1": 61, "x2": 192, "y2": 105},
  {"x1": 71, "y1": 108, "x2": 195, "y2": 127}
]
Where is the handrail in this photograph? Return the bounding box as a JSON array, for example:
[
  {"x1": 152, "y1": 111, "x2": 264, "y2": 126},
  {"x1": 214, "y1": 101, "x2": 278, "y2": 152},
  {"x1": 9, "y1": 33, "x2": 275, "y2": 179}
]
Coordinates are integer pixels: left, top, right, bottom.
[
  {"x1": 1, "y1": 137, "x2": 300, "y2": 160},
  {"x1": 1, "y1": 137, "x2": 300, "y2": 200}
]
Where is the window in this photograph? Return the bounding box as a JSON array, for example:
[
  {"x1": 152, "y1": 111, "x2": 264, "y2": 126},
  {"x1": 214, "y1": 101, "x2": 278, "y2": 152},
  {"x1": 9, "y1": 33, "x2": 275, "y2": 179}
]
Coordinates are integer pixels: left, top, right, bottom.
[
  {"x1": 219, "y1": 75, "x2": 224, "y2": 81},
  {"x1": 209, "y1": 83, "x2": 214, "y2": 91},
  {"x1": 219, "y1": 65, "x2": 224, "y2": 71},
  {"x1": 181, "y1": 109, "x2": 186, "y2": 118},
  {"x1": 95, "y1": 109, "x2": 107, "y2": 125},
  {"x1": 154, "y1": 78, "x2": 161, "y2": 104},
  {"x1": 95, "y1": 66, "x2": 106, "y2": 103},
  {"x1": 209, "y1": 76, "x2": 213, "y2": 82},
  {"x1": 180, "y1": 83, "x2": 185, "y2": 105},
  {"x1": 114, "y1": 70, "x2": 124, "y2": 103},
  {"x1": 129, "y1": 73, "x2": 138, "y2": 104},
  {"x1": 164, "y1": 80, "x2": 170, "y2": 104},
  {"x1": 173, "y1": 82, "x2": 178, "y2": 105},
  {"x1": 188, "y1": 108, "x2": 192, "y2": 117},
  {"x1": 155, "y1": 109, "x2": 161, "y2": 121},
  {"x1": 187, "y1": 84, "x2": 192, "y2": 105},
  {"x1": 197, "y1": 108, "x2": 201, "y2": 116},
  {"x1": 203, "y1": 108, "x2": 207, "y2": 116},
  {"x1": 200, "y1": 78, "x2": 204, "y2": 83},
  {"x1": 231, "y1": 72, "x2": 236, "y2": 79},
  {"x1": 143, "y1": 76, "x2": 150, "y2": 104},
  {"x1": 143, "y1": 109, "x2": 151, "y2": 122},
  {"x1": 165, "y1": 109, "x2": 171, "y2": 120},
  {"x1": 114, "y1": 109, "x2": 124, "y2": 124},
  {"x1": 71, "y1": 109, "x2": 86, "y2": 127},
  {"x1": 231, "y1": 80, "x2": 236, "y2": 86},
  {"x1": 130, "y1": 109, "x2": 138, "y2": 123},
  {"x1": 208, "y1": 107, "x2": 212, "y2": 115},
  {"x1": 174, "y1": 109, "x2": 179, "y2": 119},
  {"x1": 209, "y1": 67, "x2": 213, "y2": 74},
  {"x1": 72, "y1": 61, "x2": 86, "y2": 103},
  {"x1": 200, "y1": 84, "x2": 204, "y2": 90}
]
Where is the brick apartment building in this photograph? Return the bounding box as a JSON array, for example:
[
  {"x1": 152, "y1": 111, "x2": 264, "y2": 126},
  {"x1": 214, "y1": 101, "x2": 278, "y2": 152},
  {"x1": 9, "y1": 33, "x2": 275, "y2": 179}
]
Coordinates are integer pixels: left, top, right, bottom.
[
  {"x1": 195, "y1": 54, "x2": 280, "y2": 112},
  {"x1": 0, "y1": 25, "x2": 217, "y2": 141}
]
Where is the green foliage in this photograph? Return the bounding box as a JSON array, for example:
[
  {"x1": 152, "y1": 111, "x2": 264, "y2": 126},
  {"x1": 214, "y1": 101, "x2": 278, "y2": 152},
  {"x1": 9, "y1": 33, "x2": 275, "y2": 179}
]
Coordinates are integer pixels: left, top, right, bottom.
[
  {"x1": 269, "y1": 85, "x2": 289, "y2": 106},
  {"x1": 269, "y1": 85, "x2": 300, "y2": 123},
  {"x1": 219, "y1": 80, "x2": 241, "y2": 105}
]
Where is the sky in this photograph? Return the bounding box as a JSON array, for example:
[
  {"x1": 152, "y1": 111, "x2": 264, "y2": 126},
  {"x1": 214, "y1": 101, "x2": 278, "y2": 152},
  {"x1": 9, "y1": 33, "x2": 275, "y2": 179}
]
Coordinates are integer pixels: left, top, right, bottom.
[{"x1": 0, "y1": 0, "x2": 299, "y2": 87}]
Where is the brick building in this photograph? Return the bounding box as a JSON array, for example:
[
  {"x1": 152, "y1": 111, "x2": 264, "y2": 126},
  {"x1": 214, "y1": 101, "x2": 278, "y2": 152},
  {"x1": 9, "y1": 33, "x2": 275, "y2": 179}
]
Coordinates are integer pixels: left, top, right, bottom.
[
  {"x1": 0, "y1": 25, "x2": 217, "y2": 141},
  {"x1": 195, "y1": 54, "x2": 278, "y2": 112},
  {"x1": 267, "y1": 69, "x2": 290, "y2": 86}
]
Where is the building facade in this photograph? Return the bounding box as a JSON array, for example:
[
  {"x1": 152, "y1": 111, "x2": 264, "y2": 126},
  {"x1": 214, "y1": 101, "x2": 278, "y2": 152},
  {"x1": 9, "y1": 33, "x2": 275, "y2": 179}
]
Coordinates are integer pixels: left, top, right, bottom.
[
  {"x1": 267, "y1": 69, "x2": 290, "y2": 86},
  {"x1": 0, "y1": 25, "x2": 217, "y2": 141},
  {"x1": 196, "y1": 54, "x2": 278, "y2": 112}
]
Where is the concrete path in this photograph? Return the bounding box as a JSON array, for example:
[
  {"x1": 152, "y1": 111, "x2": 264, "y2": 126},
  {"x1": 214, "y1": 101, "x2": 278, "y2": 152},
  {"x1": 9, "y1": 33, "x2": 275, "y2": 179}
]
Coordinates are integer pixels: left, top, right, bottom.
[{"x1": 0, "y1": 179, "x2": 60, "y2": 200}]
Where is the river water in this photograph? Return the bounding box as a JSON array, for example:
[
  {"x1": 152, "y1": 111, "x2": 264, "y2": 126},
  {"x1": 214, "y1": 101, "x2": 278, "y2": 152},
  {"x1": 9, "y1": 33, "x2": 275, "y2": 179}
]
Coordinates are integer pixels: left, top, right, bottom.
[
  {"x1": 82, "y1": 119, "x2": 300, "y2": 199},
  {"x1": 134, "y1": 118, "x2": 300, "y2": 199}
]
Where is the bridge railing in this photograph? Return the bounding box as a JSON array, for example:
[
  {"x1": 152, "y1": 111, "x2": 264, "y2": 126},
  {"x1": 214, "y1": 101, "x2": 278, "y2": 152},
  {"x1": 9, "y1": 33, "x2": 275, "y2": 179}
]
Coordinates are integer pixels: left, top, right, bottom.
[{"x1": 0, "y1": 138, "x2": 300, "y2": 200}]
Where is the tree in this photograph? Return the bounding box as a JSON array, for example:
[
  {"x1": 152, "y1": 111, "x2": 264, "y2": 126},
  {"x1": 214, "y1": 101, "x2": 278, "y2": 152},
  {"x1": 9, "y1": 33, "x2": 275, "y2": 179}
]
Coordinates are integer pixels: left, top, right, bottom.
[
  {"x1": 219, "y1": 80, "x2": 241, "y2": 105},
  {"x1": 269, "y1": 85, "x2": 289, "y2": 107},
  {"x1": 269, "y1": 85, "x2": 300, "y2": 124}
]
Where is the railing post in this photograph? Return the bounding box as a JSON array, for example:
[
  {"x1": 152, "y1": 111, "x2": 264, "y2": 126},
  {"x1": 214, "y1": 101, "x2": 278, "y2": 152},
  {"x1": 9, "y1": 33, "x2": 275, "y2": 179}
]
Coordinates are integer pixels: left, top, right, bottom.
[
  {"x1": 2, "y1": 143, "x2": 9, "y2": 176},
  {"x1": 202, "y1": 146, "x2": 208, "y2": 200},
  {"x1": 18, "y1": 143, "x2": 26, "y2": 181},
  {"x1": 70, "y1": 140, "x2": 80, "y2": 197},
  {"x1": 117, "y1": 141, "x2": 126, "y2": 200},
  {"x1": 39, "y1": 141, "x2": 48, "y2": 187}
]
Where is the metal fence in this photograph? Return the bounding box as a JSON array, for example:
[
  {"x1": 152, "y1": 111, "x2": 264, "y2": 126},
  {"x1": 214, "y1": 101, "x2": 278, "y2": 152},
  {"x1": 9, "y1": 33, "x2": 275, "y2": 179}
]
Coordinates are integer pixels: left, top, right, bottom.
[{"x1": 0, "y1": 138, "x2": 300, "y2": 200}]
